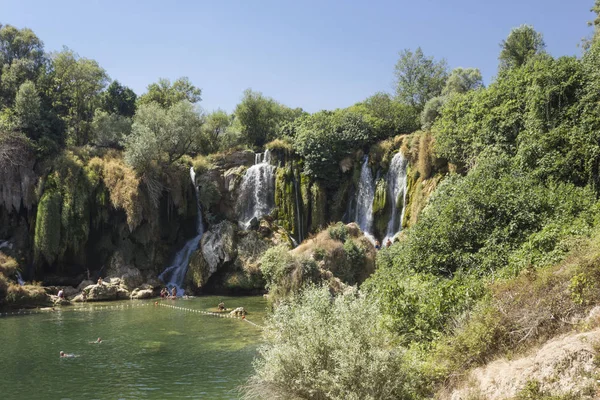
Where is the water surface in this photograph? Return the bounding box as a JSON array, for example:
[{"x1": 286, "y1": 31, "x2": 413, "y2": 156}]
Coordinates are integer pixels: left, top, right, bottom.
[{"x1": 0, "y1": 296, "x2": 266, "y2": 400}]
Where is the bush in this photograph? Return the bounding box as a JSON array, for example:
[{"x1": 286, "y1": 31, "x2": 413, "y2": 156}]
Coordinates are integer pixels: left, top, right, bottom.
[
  {"x1": 328, "y1": 222, "x2": 348, "y2": 242},
  {"x1": 244, "y1": 285, "x2": 420, "y2": 400}
]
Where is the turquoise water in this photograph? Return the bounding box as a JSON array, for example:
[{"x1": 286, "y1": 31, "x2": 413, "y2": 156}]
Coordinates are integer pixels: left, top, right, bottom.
[{"x1": 0, "y1": 296, "x2": 267, "y2": 400}]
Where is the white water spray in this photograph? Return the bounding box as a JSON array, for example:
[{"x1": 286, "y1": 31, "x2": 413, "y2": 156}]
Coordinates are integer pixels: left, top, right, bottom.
[
  {"x1": 383, "y1": 152, "x2": 408, "y2": 243},
  {"x1": 237, "y1": 150, "x2": 276, "y2": 229},
  {"x1": 158, "y1": 167, "x2": 204, "y2": 296},
  {"x1": 353, "y1": 157, "x2": 376, "y2": 239}
]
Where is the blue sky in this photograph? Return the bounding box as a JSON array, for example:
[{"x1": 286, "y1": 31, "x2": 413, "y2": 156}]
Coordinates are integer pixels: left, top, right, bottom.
[{"x1": 0, "y1": 0, "x2": 594, "y2": 113}]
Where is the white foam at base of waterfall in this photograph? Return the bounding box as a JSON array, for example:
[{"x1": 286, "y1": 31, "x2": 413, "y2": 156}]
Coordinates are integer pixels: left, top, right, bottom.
[
  {"x1": 158, "y1": 167, "x2": 204, "y2": 296},
  {"x1": 237, "y1": 150, "x2": 276, "y2": 229},
  {"x1": 383, "y1": 152, "x2": 408, "y2": 244},
  {"x1": 354, "y1": 156, "x2": 376, "y2": 237}
]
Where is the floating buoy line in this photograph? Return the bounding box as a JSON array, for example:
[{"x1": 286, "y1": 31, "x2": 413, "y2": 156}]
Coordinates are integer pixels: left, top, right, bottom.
[{"x1": 0, "y1": 301, "x2": 264, "y2": 329}]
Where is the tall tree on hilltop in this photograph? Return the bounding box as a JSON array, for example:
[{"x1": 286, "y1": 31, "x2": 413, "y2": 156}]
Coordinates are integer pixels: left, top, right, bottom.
[
  {"x1": 499, "y1": 25, "x2": 546, "y2": 71},
  {"x1": 48, "y1": 48, "x2": 109, "y2": 146},
  {"x1": 138, "y1": 77, "x2": 201, "y2": 109},
  {"x1": 394, "y1": 47, "x2": 448, "y2": 109}
]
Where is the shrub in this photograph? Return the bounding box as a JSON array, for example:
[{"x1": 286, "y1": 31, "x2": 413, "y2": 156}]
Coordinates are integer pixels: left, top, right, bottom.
[
  {"x1": 328, "y1": 222, "x2": 348, "y2": 242},
  {"x1": 244, "y1": 285, "x2": 419, "y2": 400},
  {"x1": 0, "y1": 252, "x2": 19, "y2": 276}
]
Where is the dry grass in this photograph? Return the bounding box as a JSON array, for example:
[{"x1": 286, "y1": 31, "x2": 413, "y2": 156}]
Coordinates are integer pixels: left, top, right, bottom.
[
  {"x1": 0, "y1": 251, "x2": 18, "y2": 276},
  {"x1": 432, "y1": 230, "x2": 600, "y2": 394},
  {"x1": 92, "y1": 156, "x2": 144, "y2": 231},
  {"x1": 5, "y1": 283, "x2": 50, "y2": 306}
]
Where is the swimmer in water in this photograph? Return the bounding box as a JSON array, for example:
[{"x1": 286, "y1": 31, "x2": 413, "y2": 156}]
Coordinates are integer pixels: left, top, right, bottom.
[
  {"x1": 89, "y1": 337, "x2": 102, "y2": 344},
  {"x1": 59, "y1": 351, "x2": 75, "y2": 358}
]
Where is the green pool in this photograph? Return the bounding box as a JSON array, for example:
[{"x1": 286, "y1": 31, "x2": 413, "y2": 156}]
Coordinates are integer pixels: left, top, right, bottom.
[{"x1": 0, "y1": 296, "x2": 267, "y2": 400}]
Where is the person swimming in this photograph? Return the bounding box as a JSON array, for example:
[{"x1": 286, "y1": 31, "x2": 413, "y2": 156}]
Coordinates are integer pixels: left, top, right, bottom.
[
  {"x1": 59, "y1": 351, "x2": 75, "y2": 358},
  {"x1": 89, "y1": 337, "x2": 102, "y2": 344}
]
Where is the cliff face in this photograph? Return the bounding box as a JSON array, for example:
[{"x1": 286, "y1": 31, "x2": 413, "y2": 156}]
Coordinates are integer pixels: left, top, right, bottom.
[{"x1": 0, "y1": 133, "x2": 443, "y2": 294}]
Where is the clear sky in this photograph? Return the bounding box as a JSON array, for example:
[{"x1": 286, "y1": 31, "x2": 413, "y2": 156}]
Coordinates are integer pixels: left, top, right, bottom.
[{"x1": 0, "y1": 0, "x2": 594, "y2": 113}]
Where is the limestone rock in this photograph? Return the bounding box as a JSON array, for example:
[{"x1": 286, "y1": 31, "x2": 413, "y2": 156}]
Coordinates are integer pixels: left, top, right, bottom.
[
  {"x1": 77, "y1": 280, "x2": 94, "y2": 291},
  {"x1": 84, "y1": 283, "x2": 128, "y2": 301},
  {"x1": 229, "y1": 307, "x2": 247, "y2": 316},
  {"x1": 51, "y1": 296, "x2": 71, "y2": 306},
  {"x1": 247, "y1": 217, "x2": 259, "y2": 230},
  {"x1": 106, "y1": 251, "x2": 144, "y2": 290},
  {"x1": 130, "y1": 284, "x2": 155, "y2": 299},
  {"x1": 258, "y1": 219, "x2": 272, "y2": 237},
  {"x1": 224, "y1": 166, "x2": 247, "y2": 193},
  {"x1": 185, "y1": 221, "x2": 238, "y2": 290},
  {"x1": 201, "y1": 221, "x2": 237, "y2": 276}
]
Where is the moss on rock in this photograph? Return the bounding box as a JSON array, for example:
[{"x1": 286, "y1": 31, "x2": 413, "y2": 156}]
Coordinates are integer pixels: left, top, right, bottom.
[{"x1": 34, "y1": 190, "x2": 62, "y2": 268}]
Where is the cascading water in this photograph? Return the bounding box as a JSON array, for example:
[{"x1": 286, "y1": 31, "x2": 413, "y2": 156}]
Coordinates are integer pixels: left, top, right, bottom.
[
  {"x1": 353, "y1": 157, "x2": 376, "y2": 241},
  {"x1": 158, "y1": 167, "x2": 204, "y2": 296},
  {"x1": 237, "y1": 150, "x2": 276, "y2": 229},
  {"x1": 16, "y1": 272, "x2": 24, "y2": 286},
  {"x1": 292, "y1": 168, "x2": 304, "y2": 243},
  {"x1": 383, "y1": 152, "x2": 408, "y2": 243}
]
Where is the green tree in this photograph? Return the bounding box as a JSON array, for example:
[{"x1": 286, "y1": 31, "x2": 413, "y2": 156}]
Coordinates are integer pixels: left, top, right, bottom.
[
  {"x1": 499, "y1": 25, "x2": 546, "y2": 71},
  {"x1": 124, "y1": 100, "x2": 203, "y2": 173},
  {"x1": 48, "y1": 48, "x2": 109, "y2": 146},
  {"x1": 0, "y1": 24, "x2": 45, "y2": 67},
  {"x1": 234, "y1": 89, "x2": 297, "y2": 148},
  {"x1": 14, "y1": 80, "x2": 41, "y2": 136},
  {"x1": 203, "y1": 109, "x2": 230, "y2": 140},
  {"x1": 0, "y1": 24, "x2": 46, "y2": 107},
  {"x1": 91, "y1": 109, "x2": 132, "y2": 148},
  {"x1": 394, "y1": 47, "x2": 448, "y2": 109},
  {"x1": 100, "y1": 80, "x2": 136, "y2": 117},
  {"x1": 421, "y1": 95, "x2": 445, "y2": 131},
  {"x1": 349, "y1": 92, "x2": 420, "y2": 137},
  {"x1": 138, "y1": 77, "x2": 201, "y2": 108},
  {"x1": 442, "y1": 67, "x2": 484, "y2": 95}
]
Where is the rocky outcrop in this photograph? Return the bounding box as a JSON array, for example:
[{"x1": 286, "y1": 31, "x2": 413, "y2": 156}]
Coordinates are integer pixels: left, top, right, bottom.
[
  {"x1": 106, "y1": 251, "x2": 145, "y2": 290},
  {"x1": 82, "y1": 283, "x2": 130, "y2": 301},
  {"x1": 230, "y1": 307, "x2": 247, "y2": 316},
  {"x1": 186, "y1": 221, "x2": 237, "y2": 289},
  {"x1": 130, "y1": 284, "x2": 155, "y2": 299}
]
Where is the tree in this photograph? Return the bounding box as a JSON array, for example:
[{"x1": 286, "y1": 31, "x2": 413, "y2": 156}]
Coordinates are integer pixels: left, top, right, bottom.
[
  {"x1": 234, "y1": 89, "x2": 291, "y2": 148},
  {"x1": 499, "y1": 25, "x2": 546, "y2": 71},
  {"x1": 14, "y1": 80, "x2": 41, "y2": 136},
  {"x1": 421, "y1": 95, "x2": 445, "y2": 131},
  {"x1": 394, "y1": 47, "x2": 448, "y2": 109},
  {"x1": 137, "y1": 77, "x2": 201, "y2": 108},
  {"x1": 49, "y1": 48, "x2": 109, "y2": 146},
  {"x1": 91, "y1": 109, "x2": 132, "y2": 148},
  {"x1": 203, "y1": 109, "x2": 230, "y2": 140},
  {"x1": 124, "y1": 101, "x2": 203, "y2": 174},
  {"x1": 442, "y1": 67, "x2": 484, "y2": 95},
  {"x1": 0, "y1": 24, "x2": 45, "y2": 68},
  {"x1": 0, "y1": 25, "x2": 46, "y2": 107},
  {"x1": 100, "y1": 80, "x2": 137, "y2": 117},
  {"x1": 350, "y1": 92, "x2": 420, "y2": 137}
]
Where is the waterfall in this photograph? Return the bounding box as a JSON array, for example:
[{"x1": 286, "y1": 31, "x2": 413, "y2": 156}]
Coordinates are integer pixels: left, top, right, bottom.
[
  {"x1": 383, "y1": 152, "x2": 408, "y2": 244},
  {"x1": 237, "y1": 150, "x2": 276, "y2": 229},
  {"x1": 16, "y1": 272, "x2": 24, "y2": 286},
  {"x1": 293, "y1": 169, "x2": 304, "y2": 243},
  {"x1": 353, "y1": 157, "x2": 376, "y2": 241},
  {"x1": 158, "y1": 167, "x2": 204, "y2": 296}
]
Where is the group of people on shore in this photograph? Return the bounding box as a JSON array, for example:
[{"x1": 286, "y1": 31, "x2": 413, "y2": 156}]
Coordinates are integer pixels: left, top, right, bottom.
[
  {"x1": 374, "y1": 239, "x2": 393, "y2": 250},
  {"x1": 160, "y1": 287, "x2": 178, "y2": 299}
]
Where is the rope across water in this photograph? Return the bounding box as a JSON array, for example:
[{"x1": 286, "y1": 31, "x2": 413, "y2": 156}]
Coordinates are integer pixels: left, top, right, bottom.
[
  {"x1": 157, "y1": 303, "x2": 264, "y2": 329},
  {"x1": 0, "y1": 301, "x2": 264, "y2": 329}
]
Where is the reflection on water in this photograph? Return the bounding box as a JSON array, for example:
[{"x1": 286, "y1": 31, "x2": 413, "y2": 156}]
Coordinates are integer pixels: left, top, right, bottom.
[{"x1": 0, "y1": 296, "x2": 267, "y2": 400}]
